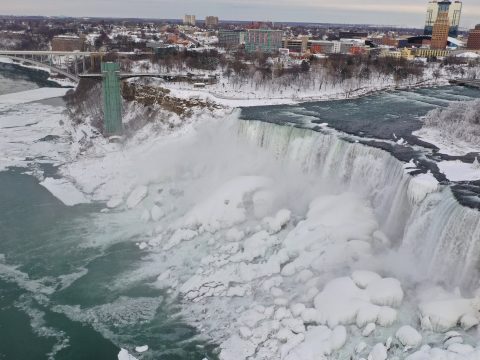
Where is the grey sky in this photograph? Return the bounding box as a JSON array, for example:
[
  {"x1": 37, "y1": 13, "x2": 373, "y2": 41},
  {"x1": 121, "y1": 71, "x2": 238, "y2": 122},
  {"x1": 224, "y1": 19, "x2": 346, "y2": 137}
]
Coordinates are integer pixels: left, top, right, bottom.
[{"x1": 2, "y1": 0, "x2": 480, "y2": 28}]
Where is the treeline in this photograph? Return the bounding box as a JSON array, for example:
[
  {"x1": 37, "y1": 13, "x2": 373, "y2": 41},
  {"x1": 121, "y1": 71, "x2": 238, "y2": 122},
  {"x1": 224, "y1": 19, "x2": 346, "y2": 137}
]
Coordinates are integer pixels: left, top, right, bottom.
[{"x1": 150, "y1": 49, "x2": 426, "y2": 84}]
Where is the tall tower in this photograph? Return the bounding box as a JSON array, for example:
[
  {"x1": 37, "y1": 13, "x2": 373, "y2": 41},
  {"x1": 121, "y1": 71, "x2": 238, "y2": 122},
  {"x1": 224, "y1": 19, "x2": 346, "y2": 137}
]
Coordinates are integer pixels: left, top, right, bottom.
[
  {"x1": 448, "y1": 1, "x2": 462, "y2": 37},
  {"x1": 424, "y1": 1, "x2": 439, "y2": 36},
  {"x1": 101, "y1": 62, "x2": 123, "y2": 135},
  {"x1": 424, "y1": 1, "x2": 462, "y2": 38},
  {"x1": 431, "y1": 1, "x2": 451, "y2": 49}
]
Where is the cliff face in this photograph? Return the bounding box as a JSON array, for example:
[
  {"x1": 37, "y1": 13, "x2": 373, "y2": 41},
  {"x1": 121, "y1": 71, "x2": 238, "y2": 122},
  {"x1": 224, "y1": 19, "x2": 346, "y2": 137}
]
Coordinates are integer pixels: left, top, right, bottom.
[{"x1": 64, "y1": 78, "x2": 222, "y2": 136}]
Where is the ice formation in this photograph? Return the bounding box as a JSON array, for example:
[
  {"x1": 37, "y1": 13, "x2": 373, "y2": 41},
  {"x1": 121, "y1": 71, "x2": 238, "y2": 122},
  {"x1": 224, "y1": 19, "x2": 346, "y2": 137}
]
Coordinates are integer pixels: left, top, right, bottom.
[
  {"x1": 4, "y1": 86, "x2": 480, "y2": 359},
  {"x1": 59, "y1": 118, "x2": 480, "y2": 359}
]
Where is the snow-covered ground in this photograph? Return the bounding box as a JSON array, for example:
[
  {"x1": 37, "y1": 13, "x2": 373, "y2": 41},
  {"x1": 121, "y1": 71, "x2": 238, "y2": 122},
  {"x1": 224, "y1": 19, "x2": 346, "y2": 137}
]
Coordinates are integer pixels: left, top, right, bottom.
[
  {"x1": 438, "y1": 160, "x2": 480, "y2": 182},
  {"x1": 414, "y1": 99, "x2": 480, "y2": 157},
  {"x1": 130, "y1": 60, "x2": 473, "y2": 108}
]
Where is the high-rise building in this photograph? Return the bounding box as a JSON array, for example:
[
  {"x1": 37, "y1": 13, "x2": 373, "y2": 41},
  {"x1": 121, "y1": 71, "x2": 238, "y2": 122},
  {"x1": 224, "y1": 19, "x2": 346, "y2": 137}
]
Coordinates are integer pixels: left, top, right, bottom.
[
  {"x1": 183, "y1": 15, "x2": 196, "y2": 26},
  {"x1": 424, "y1": 0, "x2": 462, "y2": 38},
  {"x1": 205, "y1": 16, "x2": 219, "y2": 28},
  {"x1": 244, "y1": 29, "x2": 283, "y2": 53},
  {"x1": 431, "y1": 1, "x2": 451, "y2": 49},
  {"x1": 467, "y1": 25, "x2": 480, "y2": 50}
]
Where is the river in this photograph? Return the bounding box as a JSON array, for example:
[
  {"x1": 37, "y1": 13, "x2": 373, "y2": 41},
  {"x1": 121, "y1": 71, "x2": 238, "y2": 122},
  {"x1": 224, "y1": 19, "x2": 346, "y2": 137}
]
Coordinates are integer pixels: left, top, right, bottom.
[{"x1": 1, "y1": 65, "x2": 480, "y2": 360}]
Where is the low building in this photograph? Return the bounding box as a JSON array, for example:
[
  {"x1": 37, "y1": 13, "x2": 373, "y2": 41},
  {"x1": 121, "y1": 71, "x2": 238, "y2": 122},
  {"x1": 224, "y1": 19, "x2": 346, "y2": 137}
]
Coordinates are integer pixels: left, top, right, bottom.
[
  {"x1": 414, "y1": 47, "x2": 451, "y2": 58},
  {"x1": 51, "y1": 35, "x2": 85, "y2": 52},
  {"x1": 183, "y1": 15, "x2": 196, "y2": 26},
  {"x1": 381, "y1": 48, "x2": 415, "y2": 60},
  {"x1": 309, "y1": 40, "x2": 335, "y2": 54},
  {"x1": 218, "y1": 30, "x2": 245, "y2": 48},
  {"x1": 245, "y1": 29, "x2": 283, "y2": 53},
  {"x1": 282, "y1": 36, "x2": 309, "y2": 54},
  {"x1": 147, "y1": 42, "x2": 178, "y2": 56},
  {"x1": 339, "y1": 31, "x2": 368, "y2": 39},
  {"x1": 205, "y1": 16, "x2": 219, "y2": 28},
  {"x1": 467, "y1": 24, "x2": 480, "y2": 50}
]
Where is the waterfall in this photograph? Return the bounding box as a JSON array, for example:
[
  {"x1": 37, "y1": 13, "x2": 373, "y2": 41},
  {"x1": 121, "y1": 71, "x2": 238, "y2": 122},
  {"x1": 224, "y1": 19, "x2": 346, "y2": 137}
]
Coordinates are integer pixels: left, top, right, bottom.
[{"x1": 237, "y1": 119, "x2": 480, "y2": 289}]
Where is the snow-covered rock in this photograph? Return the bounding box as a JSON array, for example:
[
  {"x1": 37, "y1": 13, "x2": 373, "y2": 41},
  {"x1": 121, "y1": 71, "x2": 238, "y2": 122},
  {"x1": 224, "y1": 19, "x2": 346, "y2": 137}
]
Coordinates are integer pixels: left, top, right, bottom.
[{"x1": 396, "y1": 325, "x2": 422, "y2": 347}]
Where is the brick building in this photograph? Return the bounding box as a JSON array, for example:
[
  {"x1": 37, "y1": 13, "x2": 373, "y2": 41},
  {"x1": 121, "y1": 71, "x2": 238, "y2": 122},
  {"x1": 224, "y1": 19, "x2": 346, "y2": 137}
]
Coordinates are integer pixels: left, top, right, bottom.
[
  {"x1": 431, "y1": 1, "x2": 451, "y2": 49},
  {"x1": 467, "y1": 25, "x2": 480, "y2": 50},
  {"x1": 51, "y1": 35, "x2": 85, "y2": 52}
]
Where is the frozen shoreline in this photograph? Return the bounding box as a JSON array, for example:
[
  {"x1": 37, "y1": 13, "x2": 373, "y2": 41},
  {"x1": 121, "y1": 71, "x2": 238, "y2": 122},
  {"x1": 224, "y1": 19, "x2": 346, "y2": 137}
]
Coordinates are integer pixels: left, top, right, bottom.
[{"x1": 0, "y1": 56, "x2": 77, "y2": 88}]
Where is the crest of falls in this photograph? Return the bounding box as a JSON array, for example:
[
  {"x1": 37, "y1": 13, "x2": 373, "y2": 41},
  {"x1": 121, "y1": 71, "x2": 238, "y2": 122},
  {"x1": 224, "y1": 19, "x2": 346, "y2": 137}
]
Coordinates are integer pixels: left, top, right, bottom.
[{"x1": 237, "y1": 120, "x2": 480, "y2": 289}]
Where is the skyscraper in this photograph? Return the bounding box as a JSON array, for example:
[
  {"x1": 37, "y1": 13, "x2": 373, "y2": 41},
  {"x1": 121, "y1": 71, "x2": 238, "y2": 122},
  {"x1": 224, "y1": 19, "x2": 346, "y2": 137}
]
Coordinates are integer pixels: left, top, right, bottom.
[
  {"x1": 424, "y1": 1, "x2": 462, "y2": 38},
  {"x1": 183, "y1": 15, "x2": 196, "y2": 26},
  {"x1": 205, "y1": 16, "x2": 219, "y2": 28},
  {"x1": 431, "y1": 1, "x2": 451, "y2": 49}
]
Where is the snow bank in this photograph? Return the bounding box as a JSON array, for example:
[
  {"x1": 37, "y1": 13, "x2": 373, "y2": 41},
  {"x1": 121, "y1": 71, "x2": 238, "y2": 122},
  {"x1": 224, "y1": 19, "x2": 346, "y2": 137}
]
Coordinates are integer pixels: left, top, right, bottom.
[
  {"x1": 418, "y1": 287, "x2": 480, "y2": 332},
  {"x1": 179, "y1": 176, "x2": 271, "y2": 232},
  {"x1": 415, "y1": 99, "x2": 480, "y2": 156},
  {"x1": 437, "y1": 160, "x2": 480, "y2": 182},
  {"x1": 0, "y1": 88, "x2": 69, "y2": 105},
  {"x1": 313, "y1": 274, "x2": 402, "y2": 328}
]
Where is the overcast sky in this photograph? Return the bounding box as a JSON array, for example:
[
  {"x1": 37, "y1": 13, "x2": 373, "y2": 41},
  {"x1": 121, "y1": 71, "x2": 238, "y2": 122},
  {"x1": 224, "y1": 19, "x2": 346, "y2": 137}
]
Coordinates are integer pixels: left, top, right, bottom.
[{"x1": 2, "y1": 0, "x2": 480, "y2": 28}]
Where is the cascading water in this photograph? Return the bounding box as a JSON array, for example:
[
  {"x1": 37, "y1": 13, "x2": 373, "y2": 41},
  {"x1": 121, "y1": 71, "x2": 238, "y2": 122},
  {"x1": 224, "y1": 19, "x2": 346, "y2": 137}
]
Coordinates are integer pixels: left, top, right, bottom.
[{"x1": 237, "y1": 119, "x2": 480, "y2": 290}]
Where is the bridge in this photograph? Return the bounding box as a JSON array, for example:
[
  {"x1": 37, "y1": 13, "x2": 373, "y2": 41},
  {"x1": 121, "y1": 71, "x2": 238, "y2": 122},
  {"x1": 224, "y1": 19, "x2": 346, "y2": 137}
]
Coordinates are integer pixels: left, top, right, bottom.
[
  {"x1": 0, "y1": 50, "x2": 178, "y2": 136},
  {"x1": 0, "y1": 50, "x2": 109, "y2": 82},
  {"x1": 0, "y1": 50, "x2": 162, "y2": 82}
]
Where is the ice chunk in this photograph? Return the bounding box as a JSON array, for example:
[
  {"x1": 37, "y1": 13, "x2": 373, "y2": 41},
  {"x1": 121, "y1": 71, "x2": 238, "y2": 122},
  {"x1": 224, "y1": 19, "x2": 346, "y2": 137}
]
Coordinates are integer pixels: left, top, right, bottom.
[
  {"x1": 135, "y1": 345, "x2": 148, "y2": 353},
  {"x1": 291, "y1": 303, "x2": 306, "y2": 317},
  {"x1": 239, "y1": 326, "x2": 252, "y2": 339},
  {"x1": 368, "y1": 343, "x2": 387, "y2": 360},
  {"x1": 366, "y1": 278, "x2": 404, "y2": 307},
  {"x1": 419, "y1": 297, "x2": 476, "y2": 332},
  {"x1": 151, "y1": 205, "x2": 165, "y2": 221},
  {"x1": 362, "y1": 323, "x2": 376, "y2": 337},
  {"x1": 126, "y1": 186, "x2": 148, "y2": 208},
  {"x1": 447, "y1": 343, "x2": 474, "y2": 354},
  {"x1": 356, "y1": 304, "x2": 380, "y2": 328},
  {"x1": 164, "y1": 229, "x2": 198, "y2": 250},
  {"x1": 460, "y1": 313, "x2": 479, "y2": 330},
  {"x1": 107, "y1": 196, "x2": 123, "y2": 208},
  {"x1": 314, "y1": 277, "x2": 369, "y2": 327},
  {"x1": 118, "y1": 349, "x2": 138, "y2": 360},
  {"x1": 352, "y1": 270, "x2": 382, "y2": 289},
  {"x1": 219, "y1": 335, "x2": 255, "y2": 360},
  {"x1": 263, "y1": 209, "x2": 291, "y2": 234},
  {"x1": 395, "y1": 325, "x2": 422, "y2": 347},
  {"x1": 331, "y1": 325, "x2": 347, "y2": 350},
  {"x1": 40, "y1": 178, "x2": 90, "y2": 206},
  {"x1": 377, "y1": 307, "x2": 397, "y2": 327}
]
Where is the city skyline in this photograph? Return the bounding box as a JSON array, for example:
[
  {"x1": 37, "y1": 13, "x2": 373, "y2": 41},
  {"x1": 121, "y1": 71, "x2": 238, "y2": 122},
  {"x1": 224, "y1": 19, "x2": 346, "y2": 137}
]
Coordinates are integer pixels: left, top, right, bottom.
[{"x1": 2, "y1": 0, "x2": 480, "y2": 29}]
